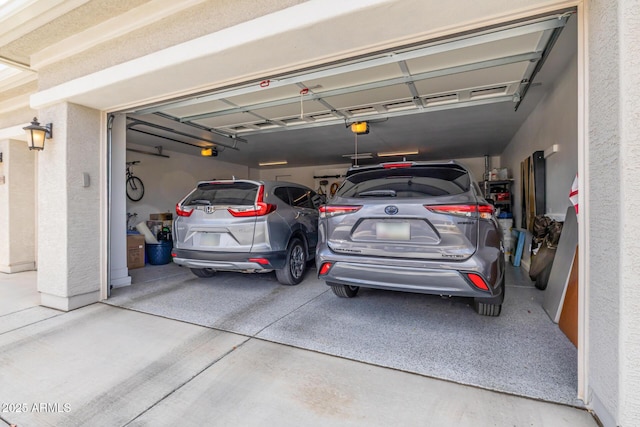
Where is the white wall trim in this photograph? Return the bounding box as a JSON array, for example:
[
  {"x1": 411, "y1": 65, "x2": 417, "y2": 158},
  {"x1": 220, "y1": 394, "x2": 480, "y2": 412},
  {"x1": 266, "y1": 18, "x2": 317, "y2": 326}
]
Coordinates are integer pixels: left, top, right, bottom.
[
  {"x1": 0, "y1": 124, "x2": 29, "y2": 141},
  {"x1": 30, "y1": 0, "x2": 208, "y2": 70},
  {"x1": 0, "y1": 0, "x2": 91, "y2": 47},
  {"x1": 576, "y1": 0, "x2": 589, "y2": 404},
  {"x1": 0, "y1": 68, "x2": 36, "y2": 92},
  {"x1": 0, "y1": 93, "x2": 30, "y2": 114},
  {"x1": 30, "y1": 0, "x2": 392, "y2": 111}
]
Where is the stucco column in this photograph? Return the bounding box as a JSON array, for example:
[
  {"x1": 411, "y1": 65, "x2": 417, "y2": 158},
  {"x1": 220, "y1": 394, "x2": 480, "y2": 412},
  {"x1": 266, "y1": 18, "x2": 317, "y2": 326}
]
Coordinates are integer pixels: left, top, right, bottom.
[
  {"x1": 618, "y1": 0, "x2": 640, "y2": 425},
  {"x1": 0, "y1": 138, "x2": 36, "y2": 273},
  {"x1": 37, "y1": 102, "x2": 102, "y2": 311}
]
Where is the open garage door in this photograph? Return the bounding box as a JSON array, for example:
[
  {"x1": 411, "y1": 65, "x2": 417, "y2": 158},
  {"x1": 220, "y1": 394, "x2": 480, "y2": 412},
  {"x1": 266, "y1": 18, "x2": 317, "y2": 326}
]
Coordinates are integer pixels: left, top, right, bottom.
[{"x1": 123, "y1": 11, "x2": 572, "y2": 169}]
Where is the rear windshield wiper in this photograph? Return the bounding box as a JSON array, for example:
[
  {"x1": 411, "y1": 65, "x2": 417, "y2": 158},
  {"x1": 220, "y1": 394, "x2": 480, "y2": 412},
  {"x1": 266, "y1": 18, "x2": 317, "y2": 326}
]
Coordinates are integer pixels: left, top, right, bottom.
[
  {"x1": 357, "y1": 189, "x2": 397, "y2": 197},
  {"x1": 188, "y1": 199, "x2": 212, "y2": 205}
]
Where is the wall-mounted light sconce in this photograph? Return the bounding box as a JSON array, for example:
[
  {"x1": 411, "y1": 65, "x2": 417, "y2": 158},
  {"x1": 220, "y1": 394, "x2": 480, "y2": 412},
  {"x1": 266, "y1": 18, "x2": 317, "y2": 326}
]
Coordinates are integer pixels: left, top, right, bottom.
[{"x1": 23, "y1": 117, "x2": 52, "y2": 151}]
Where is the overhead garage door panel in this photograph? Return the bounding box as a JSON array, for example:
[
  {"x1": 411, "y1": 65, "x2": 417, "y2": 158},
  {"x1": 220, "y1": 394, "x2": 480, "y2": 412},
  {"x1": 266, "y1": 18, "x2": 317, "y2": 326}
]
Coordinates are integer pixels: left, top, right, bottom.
[
  {"x1": 164, "y1": 99, "x2": 232, "y2": 120},
  {"x1": 125, "y1": 12, "x2": 571, "y2": 163},
  {"x1": 322, "y1": 84, "x2": 412, "y2": 110},
  {"x1": 300, "y1": 63, "x2": 404, "y2": 93},
  {"x1": 413, "y1": 63, "x2": 528, "y2": 97},
  {"x1": 405, "y1": 32, "x2": 548, "y2": 74}
]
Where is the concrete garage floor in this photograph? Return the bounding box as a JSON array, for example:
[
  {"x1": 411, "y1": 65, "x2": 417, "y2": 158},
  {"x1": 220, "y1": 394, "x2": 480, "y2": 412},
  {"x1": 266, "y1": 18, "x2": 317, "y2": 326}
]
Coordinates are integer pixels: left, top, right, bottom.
[
  {"x1": 108, "y1": 263, "x2": 579, "y2": 406},
  {"x1": 0, "y1": 269, "x2": 597, "y2": 426}
]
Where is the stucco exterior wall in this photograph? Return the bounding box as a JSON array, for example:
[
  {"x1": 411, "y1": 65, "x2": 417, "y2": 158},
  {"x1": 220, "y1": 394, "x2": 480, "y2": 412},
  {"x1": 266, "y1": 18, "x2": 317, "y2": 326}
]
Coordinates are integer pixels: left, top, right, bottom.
[
  {"x1": 37, "y1": 103, "x2": 102, "y2": 310},
  {"x1": 0, "y1": 139, "x2": 36, "y2": 273},
  {"x1": 587, "y1": 1, "x2": 621, "y2": 425},
  {"x1": 618, "y1": 0, "x2": 640, "y2": 425}
]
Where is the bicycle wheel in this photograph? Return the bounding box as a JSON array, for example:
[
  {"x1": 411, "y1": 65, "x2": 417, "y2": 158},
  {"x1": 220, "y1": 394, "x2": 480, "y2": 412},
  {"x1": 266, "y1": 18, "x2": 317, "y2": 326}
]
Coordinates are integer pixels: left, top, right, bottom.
[{"x1": 126, "y1": 176, "x2": 145, "y2": 201}]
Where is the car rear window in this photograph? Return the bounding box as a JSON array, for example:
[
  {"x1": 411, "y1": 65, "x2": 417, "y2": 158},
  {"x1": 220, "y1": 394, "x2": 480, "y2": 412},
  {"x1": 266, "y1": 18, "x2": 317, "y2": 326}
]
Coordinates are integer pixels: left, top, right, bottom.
[
  {"x1": 184, "y1": 182, "x2": 258, "y2": 206},
  {"x1": 338, "y1": 166, "x2": 470, "y2": 198}
]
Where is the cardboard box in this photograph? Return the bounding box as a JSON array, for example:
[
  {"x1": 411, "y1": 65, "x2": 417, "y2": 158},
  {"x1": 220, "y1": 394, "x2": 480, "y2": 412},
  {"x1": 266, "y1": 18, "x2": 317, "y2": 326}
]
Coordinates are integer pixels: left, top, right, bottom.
[
  {"x1": 150, "y1": 213, "x2": 173, "y2": 221},
  {"x1": 127, "y1": 234, "x2": 145, "y2": 269}
]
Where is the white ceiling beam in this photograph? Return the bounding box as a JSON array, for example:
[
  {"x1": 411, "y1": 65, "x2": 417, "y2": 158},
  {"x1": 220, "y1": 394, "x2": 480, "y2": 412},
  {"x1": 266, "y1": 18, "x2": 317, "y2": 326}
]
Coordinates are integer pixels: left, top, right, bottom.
[
  {"x1": 0, "y1": 0, "x2": 91, "y2": 47},
  {"x1": 31, "y1": 0, "x2": 208, "y2": 69}
]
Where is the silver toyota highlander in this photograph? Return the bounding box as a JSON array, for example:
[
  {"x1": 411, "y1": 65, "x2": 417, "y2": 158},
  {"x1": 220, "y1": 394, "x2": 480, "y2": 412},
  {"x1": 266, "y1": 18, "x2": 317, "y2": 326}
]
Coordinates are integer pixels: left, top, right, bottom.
[
  {"x1": 316, "y1": 161, "x2": 505, "y2": 316},
  {"x1": 172, "y1": 179, "x2": 320, "y2": 285}
]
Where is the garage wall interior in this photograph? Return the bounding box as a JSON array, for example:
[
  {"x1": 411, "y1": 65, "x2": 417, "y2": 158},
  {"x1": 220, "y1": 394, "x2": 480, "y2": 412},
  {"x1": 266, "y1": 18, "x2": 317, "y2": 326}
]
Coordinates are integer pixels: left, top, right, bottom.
[{"x1": 2, "y1": 0, "x2": 640, "y2": 425}]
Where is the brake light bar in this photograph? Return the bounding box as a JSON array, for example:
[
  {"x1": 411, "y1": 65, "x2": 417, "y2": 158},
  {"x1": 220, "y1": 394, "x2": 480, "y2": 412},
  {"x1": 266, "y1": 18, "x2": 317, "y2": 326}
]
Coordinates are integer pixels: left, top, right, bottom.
[
  {"x1": 425, "y1": 204, "x2": 494, "y2": 219},
  {"x1": 176, "y1": 203, "x2": 194, "y2": 217},
  {"x1": 382, "y1": 162, "x2": 412, "y2": 169},
  {"x1": 319, "y1": 205, "x2": 362, "y2": 218},
  {"x1": 227, "y1": 185, "x2": 277, "y2": 217}
]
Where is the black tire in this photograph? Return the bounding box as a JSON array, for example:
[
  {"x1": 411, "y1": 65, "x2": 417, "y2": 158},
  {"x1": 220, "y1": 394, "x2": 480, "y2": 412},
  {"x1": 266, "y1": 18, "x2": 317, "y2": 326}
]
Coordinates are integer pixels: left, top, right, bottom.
[
  {"x1": 190, "y1": 268, "x2": 215, "y2": 278},
  {"x1": 474, "y1": 300, "x2": 502, "y2": 316},
  {"x1": 473, "y1": 275, "x2": 504, "y2": 316},
  {"x1": 276, "y1": 238, "x2": 307, "y2": 286},
  {"x1": 535, "y1": 262, "x2": 552, "y2": 290},
  {"x1": 329, "y1": 282, "x2": 359, "y2": 298},
  {"x1": 126, "y1": 176, "x2": 145, "y2": 201}
]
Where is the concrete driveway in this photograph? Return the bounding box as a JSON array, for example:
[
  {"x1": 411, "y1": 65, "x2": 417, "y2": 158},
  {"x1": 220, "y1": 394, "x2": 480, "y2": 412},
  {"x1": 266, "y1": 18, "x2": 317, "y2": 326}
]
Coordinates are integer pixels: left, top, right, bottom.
[{"x1": 0, "y1": 281, "x2": 598, "y2": 426}]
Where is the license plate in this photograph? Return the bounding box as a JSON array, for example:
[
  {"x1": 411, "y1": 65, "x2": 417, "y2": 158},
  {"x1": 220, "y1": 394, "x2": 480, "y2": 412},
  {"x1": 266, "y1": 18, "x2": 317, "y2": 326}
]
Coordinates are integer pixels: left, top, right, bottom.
[
  {"x1": 199, "y1": 233, "x2": 220, "y2": 246},
  {"x1": 376, "y1": 222, "x2": 410, "y2": 240}
]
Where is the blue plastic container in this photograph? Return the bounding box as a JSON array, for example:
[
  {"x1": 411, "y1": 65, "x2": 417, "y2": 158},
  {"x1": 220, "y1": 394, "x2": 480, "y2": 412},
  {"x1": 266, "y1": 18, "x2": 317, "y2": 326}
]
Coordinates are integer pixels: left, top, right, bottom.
[{"x1": 146, "y1": 240, "x2": 173, "y2": 265}]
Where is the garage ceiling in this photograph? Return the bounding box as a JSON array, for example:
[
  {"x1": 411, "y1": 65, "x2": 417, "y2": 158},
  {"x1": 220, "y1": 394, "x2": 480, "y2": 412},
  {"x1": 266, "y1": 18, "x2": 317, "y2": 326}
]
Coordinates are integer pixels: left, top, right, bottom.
[{"x1": 126, "y1": 12, "x2": 576, "y2": 168}]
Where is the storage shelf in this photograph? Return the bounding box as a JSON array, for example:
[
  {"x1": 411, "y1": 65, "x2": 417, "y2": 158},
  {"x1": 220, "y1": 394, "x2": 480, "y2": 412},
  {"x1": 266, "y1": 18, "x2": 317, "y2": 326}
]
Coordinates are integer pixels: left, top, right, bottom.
[{"x1": 481, "y1": 180, "x2": 513, "y2": 214}]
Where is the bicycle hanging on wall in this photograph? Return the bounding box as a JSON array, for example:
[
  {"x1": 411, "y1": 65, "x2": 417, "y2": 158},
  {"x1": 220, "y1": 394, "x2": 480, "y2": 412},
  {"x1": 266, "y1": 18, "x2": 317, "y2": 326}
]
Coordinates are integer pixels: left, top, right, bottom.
[{"x1": 126, "y1": 161, "x2": 145, "y2": 202}]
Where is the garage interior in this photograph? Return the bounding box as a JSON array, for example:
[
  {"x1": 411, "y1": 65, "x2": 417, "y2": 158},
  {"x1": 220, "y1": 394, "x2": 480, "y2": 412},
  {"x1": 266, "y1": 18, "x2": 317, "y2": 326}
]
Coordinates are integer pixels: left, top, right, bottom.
[{"x1": 111, "y1": 11, "x2": 578, "y2": 405}]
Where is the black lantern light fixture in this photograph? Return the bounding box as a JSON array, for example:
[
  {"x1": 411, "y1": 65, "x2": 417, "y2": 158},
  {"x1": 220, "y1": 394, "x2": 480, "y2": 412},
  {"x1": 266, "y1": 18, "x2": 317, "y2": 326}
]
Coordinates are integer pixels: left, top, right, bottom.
[{"x1": 23, "y1": 117, "x2": 52, "y2": 151}]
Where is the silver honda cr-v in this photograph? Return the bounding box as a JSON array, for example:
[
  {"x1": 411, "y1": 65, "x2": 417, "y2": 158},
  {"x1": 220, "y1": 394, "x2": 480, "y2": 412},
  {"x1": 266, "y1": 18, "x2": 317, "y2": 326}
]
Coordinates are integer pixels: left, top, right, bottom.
[
  {"x1": 316, "y1": 161, "x2": 505, "y2": 316},
  {"x1": 172, "y1": 179, "x2": 320, "y2": 285}
]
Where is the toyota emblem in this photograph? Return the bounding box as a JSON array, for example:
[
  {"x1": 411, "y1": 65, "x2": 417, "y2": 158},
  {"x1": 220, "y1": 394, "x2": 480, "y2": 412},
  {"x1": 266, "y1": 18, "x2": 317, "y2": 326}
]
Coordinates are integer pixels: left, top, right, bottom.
[{"x1": 384, "y1": 205, "x2": 399, "y2": 215}]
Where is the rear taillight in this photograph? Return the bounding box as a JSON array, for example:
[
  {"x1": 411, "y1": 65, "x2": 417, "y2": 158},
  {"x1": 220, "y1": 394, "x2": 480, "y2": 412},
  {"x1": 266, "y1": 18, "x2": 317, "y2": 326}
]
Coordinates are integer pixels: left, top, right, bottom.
[
  {"x1": 176, "y1": 203, "x2": 193, "y2": 217},
  {"x1": 227, "y1": 185, "x2": 277, "y2": 217},
  {"x1": 467, "y1": 273, "x2": 489, "y2": 291},
  {"x1": 425, "y1": 204, "x2": 494, "y2": 220},
  {"x1": 319, "y1": 262, "x2": 333, "y2": 275},
  {"x1": 319, "y1": 205, "x2": 362, "y2": 218}
]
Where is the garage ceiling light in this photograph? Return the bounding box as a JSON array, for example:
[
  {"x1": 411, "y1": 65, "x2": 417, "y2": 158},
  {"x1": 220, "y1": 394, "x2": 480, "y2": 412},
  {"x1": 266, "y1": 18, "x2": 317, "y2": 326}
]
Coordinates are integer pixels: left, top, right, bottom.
[
  {"x1": 259, "y1": 160, "x2": 288, "y2": 166},
  {"x1": 201, "y1": 147, "x2": 218, "y2": 157},
  {"x1": 377, "y1": 150, "x2": 419, "y2": 157},
  {"x1": 342, "y1": 152, "x2": 372, "y2": 160},
  {"x1": 350, "y1": 122, "x2": 369, "y2": 135}
]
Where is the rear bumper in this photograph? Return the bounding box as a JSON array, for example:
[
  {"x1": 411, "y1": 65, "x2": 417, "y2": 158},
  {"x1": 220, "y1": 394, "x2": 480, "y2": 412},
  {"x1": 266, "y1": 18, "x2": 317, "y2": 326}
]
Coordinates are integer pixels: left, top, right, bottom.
[
  {"x1": 316, "y1": 248, "x2": 504, "y2": 300},
  {"x1": 172, "y1": 248, "x2": 287, "y2": 271}
]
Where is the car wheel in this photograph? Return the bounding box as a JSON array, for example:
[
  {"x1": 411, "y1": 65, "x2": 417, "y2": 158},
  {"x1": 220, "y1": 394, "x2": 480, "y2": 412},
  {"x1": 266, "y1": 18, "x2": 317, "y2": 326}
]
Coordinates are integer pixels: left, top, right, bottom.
[
  {"x1": 329, "y1": 282, "x2": 360, "y2": 298},
  {"x1": 474, "y1": 300, "x2": 502, "y2": 316},
  {"x1": 276, "y1": 238, "x2": 307, "y2": 286},
  {"x1": 190, "y1": 268, "x2": 215, "y2": 278}
]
